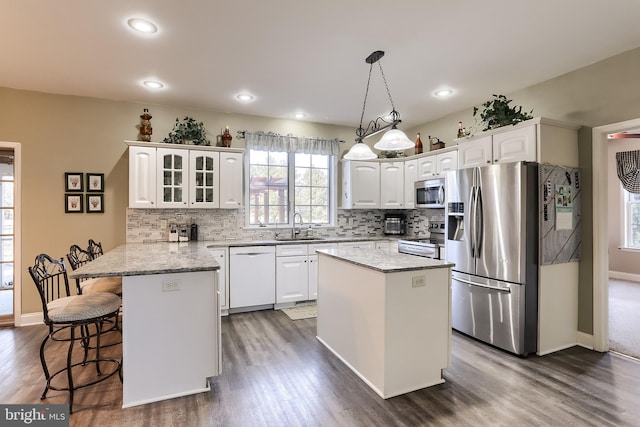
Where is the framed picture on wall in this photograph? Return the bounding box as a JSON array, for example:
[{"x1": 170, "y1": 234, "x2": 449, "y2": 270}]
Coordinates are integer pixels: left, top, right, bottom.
[
  {"x1": 87, "y1": 173, "x2": 104, "y2": 192},
  {"x1": 65, "y1": 172, "x2": 84, "y2": 192},
  {"x1": 65, "y1": 194, "x2": 83, "y2": 213},
  {"x1": 86, "y1": 194, "x2": 104, "y2": 213}
]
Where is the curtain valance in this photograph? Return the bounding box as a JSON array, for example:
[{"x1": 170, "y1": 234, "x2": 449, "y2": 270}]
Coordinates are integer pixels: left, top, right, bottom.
[
  {"x1": 616, "y1": 150, "x2": 640, "y2": 194},
  {"x1": 244, "y1": 131, "x2": 341, "y2": 156}
]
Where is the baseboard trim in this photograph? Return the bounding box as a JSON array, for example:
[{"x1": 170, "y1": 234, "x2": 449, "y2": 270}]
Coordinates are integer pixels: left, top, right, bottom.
[
  {"x1": 609, "y1": 270, "x2": 640, "y2": 282},
  {"x1": 577, "y1": 331, "x2": 595, "y2": 351},
  {"x1": 19, "y1": 312, "x2": 43, "y2": 327}
]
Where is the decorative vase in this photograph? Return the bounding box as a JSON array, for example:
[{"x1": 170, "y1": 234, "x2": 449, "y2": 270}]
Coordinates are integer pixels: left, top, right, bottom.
[
  {"x1": 221, "y1": 126, "x2": 232, "y2": 147},
  {"x1": 139, "y1": 108, "x2": 152, "y2": 142}
]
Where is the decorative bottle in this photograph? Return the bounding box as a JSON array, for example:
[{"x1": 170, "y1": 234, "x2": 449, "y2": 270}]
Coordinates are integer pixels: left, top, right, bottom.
[
  {"x1": 139, "y1": 108, "x2": 152, "y2": 142},
  {"x1": 415, "y1": 133, "x2": 423, "y2": 155},
  {"x1": 457, "y1": 121, "x2": 464, "y2": 138},
  {"x1": 221, "y1": 126, "x2": 232, "y2": 147}
]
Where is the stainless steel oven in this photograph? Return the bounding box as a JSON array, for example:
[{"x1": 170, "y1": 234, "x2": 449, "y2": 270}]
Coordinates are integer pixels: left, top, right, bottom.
[
  {"x1": 415, "y1": 177, "x2": 445, "y2": 208},
  {"x1": 397, "y1": 219, "x2": 445, "y2": 260}
]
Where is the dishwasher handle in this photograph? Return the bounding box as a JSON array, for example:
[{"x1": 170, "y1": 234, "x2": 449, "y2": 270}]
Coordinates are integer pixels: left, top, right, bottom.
[{"x1": 234, "y1": 252, "x2": 270, "y2": 256}]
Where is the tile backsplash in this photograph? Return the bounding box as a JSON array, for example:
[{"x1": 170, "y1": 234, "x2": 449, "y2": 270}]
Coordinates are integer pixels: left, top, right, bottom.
[{"x1": 126, "y1": 208, "x2": 444, "y2": 243}]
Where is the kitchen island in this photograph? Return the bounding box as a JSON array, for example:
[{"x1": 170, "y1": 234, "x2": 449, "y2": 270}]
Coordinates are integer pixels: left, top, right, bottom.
[
  {"x1": 69, "y1": 242, "x2": 221, "y2": 408},
  {"x1": 316, "y1": 249, "x2": 454, "y2": 399}
]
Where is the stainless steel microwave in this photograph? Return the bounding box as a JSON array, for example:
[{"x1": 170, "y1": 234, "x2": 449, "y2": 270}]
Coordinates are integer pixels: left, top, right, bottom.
[{"x1": 415, "y1": 178, "x2": 445, "y2": 208}]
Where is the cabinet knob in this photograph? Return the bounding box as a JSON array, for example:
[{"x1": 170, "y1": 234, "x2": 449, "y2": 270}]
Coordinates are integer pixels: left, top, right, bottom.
[{"x1": 487, "y1": 160, "x2": 491, "y2": 163}]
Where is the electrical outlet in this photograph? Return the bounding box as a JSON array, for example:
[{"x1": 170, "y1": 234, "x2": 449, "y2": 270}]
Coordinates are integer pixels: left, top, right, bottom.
[
  {"x1": 412, "y1": 276, "x2": 426, "y2": 288},
  {"x1": 162, "y1": 281, "x2": 180, "y2": 292}
]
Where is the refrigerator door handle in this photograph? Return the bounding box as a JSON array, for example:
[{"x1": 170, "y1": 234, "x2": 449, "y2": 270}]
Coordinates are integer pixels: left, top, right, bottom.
[
  {"x1": 469, "y1": 186, "x2": 477, "y2": 257},
  {"x1": 475, "y1": 186, "x2": 483, "y2": 257},
  {"x1": 453, "y1": 276, "x2": 512, "y2": 293}
]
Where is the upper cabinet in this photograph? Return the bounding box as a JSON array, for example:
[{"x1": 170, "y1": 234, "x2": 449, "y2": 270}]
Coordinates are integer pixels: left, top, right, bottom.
[
  {"x1": 127, "y1": 141, "x2": 244, "y2": 209},
  {"x1": 417, "y1": 150, "x2": 458, "y2": 179},
  {"x1": 342, "y1": 160, "x2": 380, "y2": 209},
  {"x1": 380, "y1": 161, "x2": 404, "y2": 209},
  {"x1": 456, "y1": 117, "x2": 578, "y2": 169}
]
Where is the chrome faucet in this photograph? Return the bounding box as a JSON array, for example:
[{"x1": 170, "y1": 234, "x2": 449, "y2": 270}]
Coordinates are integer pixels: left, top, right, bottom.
[{"x1": 292, "y1": 212, "x2": 303, "y2": 238}]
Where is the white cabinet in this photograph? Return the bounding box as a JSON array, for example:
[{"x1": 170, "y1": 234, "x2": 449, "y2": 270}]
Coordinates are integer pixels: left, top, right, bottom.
[
  {"x1": 219, "y1": 152, "x2": 243, "y2": 208},
  {"x1": 380, "y1": 161, "x2": 404, "y2": 209},
  {"x1": 129, "y1": 146, "x2": 157, "y2": 208},
  {"x1": 417, "y1": 150, "x2": 458, "y2": 179},
  {"x1": 404, "y1": 159, "x2": 418, "y2": 209},
  {"x1": 276, "y1": 242, "x2": 338, "y2": 304},
  {"x1": 229, "y1": 246, "x2": 275, "y2": 309},
  {"x1": 189, "y1": 151, "x2": 220, "y2": 208},
  {"x1": 457, "y1": 124, "x2": 536, "y2": 169},
  {"x1": 209, "y1": 248, "x2": 229, "y2": 314},
  {"x1": 276, "y1": 245, "x2": 309, "y2": 304},
  {"x1": 342, "y1": 160, "x2": 380, "y2": 209},
  {"x1": 157, "y1": 148, "x2": 189, "y2": 208},
  {"x1": 127, "y1": 142, "x2": 244, "y2": 209}
]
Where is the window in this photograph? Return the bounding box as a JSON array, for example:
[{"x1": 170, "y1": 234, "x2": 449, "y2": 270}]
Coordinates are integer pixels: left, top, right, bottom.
[
  {"x1": 623, "y1": 187, "x2": 640, "y2": 248},
  {"x1": 247, "y1": 149, "x2": 334, "y2": 226}
]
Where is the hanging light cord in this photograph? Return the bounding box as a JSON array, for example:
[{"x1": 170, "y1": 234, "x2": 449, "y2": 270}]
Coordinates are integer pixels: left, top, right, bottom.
[
  {"x1": 378, "y1": 61, "x2": 397, "y2": 118},
  {"x1": 357, "y1": 62, "x2": 374, "y2": 139}
]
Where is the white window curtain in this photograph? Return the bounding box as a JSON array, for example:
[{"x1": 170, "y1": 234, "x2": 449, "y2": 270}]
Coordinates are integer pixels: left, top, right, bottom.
[
  {"x1": 244, "y1": 131, "x2": 341, "y2": 156},
  {"x1": 616, "y1": 150, "x2": 640, "y2": 194}
]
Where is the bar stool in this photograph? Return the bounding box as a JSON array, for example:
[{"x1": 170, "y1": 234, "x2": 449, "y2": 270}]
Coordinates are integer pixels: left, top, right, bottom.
[
  {"x1": 67, "y1": 244, "x2": 122, "y2": 296},
  {"x1": 28, "y1": 253, "x2": 122, "y2": 413}
]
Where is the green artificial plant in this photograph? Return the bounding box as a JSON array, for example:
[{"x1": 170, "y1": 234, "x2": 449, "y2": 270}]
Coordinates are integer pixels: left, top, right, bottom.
[
  {"x1": 472, "y1": 94, "x2": 533, "y2": 131},
  {"x1": 163, "y1": 116, "x2": 211, "y2": 145}
]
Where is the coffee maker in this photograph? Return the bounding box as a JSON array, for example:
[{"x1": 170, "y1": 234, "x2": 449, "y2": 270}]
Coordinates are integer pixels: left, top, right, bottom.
[{"x1": 383, "y1": 213, "x2": 406, "y2": 235}]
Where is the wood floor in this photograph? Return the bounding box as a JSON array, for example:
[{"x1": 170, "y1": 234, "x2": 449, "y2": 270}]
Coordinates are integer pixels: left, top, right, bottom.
[{"x1": 2, "y1": 310, "x2": 640, "y2": 426}]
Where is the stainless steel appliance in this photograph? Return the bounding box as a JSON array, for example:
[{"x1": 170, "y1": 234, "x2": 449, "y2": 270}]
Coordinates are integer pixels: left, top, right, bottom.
[
  {"x1": 383, "y1": 213, "x2": 406, "y2": 235},
  {"x1": 397, "y1": 219, "x2": 444, "y2": 259},
  {"x1": 415, "y1": 177, "x2": 445, "y2": 208},
  {"x1": 445, "y1": 162, "x2": 538, "y2": 356}
]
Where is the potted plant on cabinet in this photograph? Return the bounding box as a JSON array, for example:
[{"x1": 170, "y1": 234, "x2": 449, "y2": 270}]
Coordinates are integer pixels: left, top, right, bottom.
[
  {"x1": 162, "y1": 116, "x2": 211, "y2": 145},
  {"x1": 472, "y1": 94, "x2": 533, "y2": 132}
]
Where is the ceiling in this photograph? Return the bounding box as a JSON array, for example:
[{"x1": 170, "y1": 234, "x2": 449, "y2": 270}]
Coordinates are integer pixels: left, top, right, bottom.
[{"x1": 2, "y1": 1, "x2": 640, "y2": 130}]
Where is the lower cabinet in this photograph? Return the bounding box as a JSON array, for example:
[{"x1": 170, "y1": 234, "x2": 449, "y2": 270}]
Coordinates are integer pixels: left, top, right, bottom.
[
  {"x1": 208, "y1": 248, "x2": 229, "y2": 315},
  {"x1": 337, "y1": 241, "x2": 376, "y2": 252},
  {"x1": 276, "y1": 242, "x2": 338, "y2": 304}
]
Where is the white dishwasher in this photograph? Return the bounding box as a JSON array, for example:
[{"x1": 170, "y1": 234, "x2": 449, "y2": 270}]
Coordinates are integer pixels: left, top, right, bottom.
[{"x1": 229, "y1": 246, "x2": 276, "y2": 309}]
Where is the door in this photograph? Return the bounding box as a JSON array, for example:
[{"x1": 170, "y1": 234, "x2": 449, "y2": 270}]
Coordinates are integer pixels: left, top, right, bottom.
[
  {"x1": 219, "y1": 152, "x2": 243, "y2": 208},
  {"x1": 475, "y1": 162, "x2": 525, "y2": 283},
  {"x1": 276, "y1": 255, "x2": 309, "y2": 303},
  {"x1": 380, "y1": 161, "x2": 404, "y2": 208},
  {"x1": 445, "y1": 168, "x2": 475, "y2": 274},
  {"x1": 404, "y1": 159, "x2": 418, "y2": 208},
  {"x1": 129, "y1": 146, "x2": 156, "y2": 208},
  {"x1": 0, "y1": 145, "x2": 16, "y2": 327}
]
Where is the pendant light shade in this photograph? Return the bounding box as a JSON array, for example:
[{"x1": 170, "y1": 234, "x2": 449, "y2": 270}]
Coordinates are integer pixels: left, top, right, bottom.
[
  {"x1": 373, "y1": 128, "x2": 415, "y2": 151},
  {"x1": 344, "y1": 141, "x2": 377, "y2": 160}
]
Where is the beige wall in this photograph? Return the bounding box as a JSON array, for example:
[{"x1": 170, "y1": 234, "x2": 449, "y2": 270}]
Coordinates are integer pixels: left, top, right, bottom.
[
  {"x1": 5, "y1": 45, "x2": 640, "y2": 326},
  {"x1": 0, "y1": 87, "x2": 354, "y2": 314},
  {"x1": 406, "y1": 46, "x2": 640, "y2": 335}
]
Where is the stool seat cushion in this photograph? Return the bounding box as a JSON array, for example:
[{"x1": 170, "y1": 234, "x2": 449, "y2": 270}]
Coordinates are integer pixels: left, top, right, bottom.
[
  {"x1": 80, "y1": 276, "x2": 122, "y2": 295},
  {"x1": 47, "y1": 293, "x2": 122, "y2": 323}
]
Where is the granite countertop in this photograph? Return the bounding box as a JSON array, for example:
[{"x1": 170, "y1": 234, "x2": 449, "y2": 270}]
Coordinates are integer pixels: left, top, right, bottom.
[
  {"x1": 69, "y1": 242, "x2": 220, "y2": 279},
  {"x1": 317, "y1": 248, "x2": 455, "y2": 273},
  {"x1": 204, "y1": 236, "x2": 395, "y2": 248}
]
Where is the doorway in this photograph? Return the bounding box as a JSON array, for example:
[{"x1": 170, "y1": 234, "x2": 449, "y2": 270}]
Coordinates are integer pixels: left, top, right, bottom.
[
  {"x1": 592, "y1": 118, "x2": 640, "y2": 353},
  {"x1": 0, "y1": 142, "x2": 20, "y2": 327}
]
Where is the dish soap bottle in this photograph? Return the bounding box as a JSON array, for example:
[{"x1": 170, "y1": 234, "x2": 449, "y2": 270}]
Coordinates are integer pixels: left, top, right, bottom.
[{"x1": 306, "y1": 226, "x2": 314, "y2": 238}]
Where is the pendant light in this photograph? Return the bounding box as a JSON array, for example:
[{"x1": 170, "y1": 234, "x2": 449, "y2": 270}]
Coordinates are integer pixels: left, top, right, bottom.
[{"x1": 343, "y1": 50, "x2": 413, "y2": 160}]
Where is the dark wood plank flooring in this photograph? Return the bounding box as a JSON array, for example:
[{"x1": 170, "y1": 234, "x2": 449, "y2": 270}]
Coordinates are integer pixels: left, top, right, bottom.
[{"x1": 2, "y1": 309, "x2": 640, "y2": 426}]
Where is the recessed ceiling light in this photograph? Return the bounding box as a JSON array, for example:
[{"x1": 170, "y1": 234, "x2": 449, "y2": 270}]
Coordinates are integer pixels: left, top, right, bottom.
[
  {"x1": 128, "y1": 18, "x2": 158, "y2": 34},
  {"x1": 143, "y1": 80, "x2": 164, "y2": 89},
  {"x1": 434, "y1": 89, "x2": 453, "y2": 97},
  {"x1": 236, "y1": 93, "x2": 255, "y2": 102},
  {"x1": 295, "y1": 113, "x2": 306, "y2": 119}
]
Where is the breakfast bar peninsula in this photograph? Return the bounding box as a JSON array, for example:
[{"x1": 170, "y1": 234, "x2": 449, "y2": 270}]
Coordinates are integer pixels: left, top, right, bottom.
[
  {"x1": 69, "y1": 242, "x2": 221, "y2": 408},
  {"x1": 316, "y1": 248, "x2": 454, "y2": 398}
]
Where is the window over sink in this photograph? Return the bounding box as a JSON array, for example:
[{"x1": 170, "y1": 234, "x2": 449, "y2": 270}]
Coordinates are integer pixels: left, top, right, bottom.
[{"x1": 246, "y1": 149, "x2": 336, "y2": 227}]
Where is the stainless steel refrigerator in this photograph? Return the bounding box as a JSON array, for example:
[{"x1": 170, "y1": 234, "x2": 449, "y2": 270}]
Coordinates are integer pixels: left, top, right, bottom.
[{"x1": 445, "y1": 162, "x2": 538, "y2": 356}]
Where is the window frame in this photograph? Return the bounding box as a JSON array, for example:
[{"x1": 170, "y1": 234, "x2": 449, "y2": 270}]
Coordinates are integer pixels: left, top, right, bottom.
[
  {"x1": 622, "y1": 185, "x2": 640, "y2": 250},
  {"x1": 244, "y1": 149, "x2": 337, "y2": 228}
]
